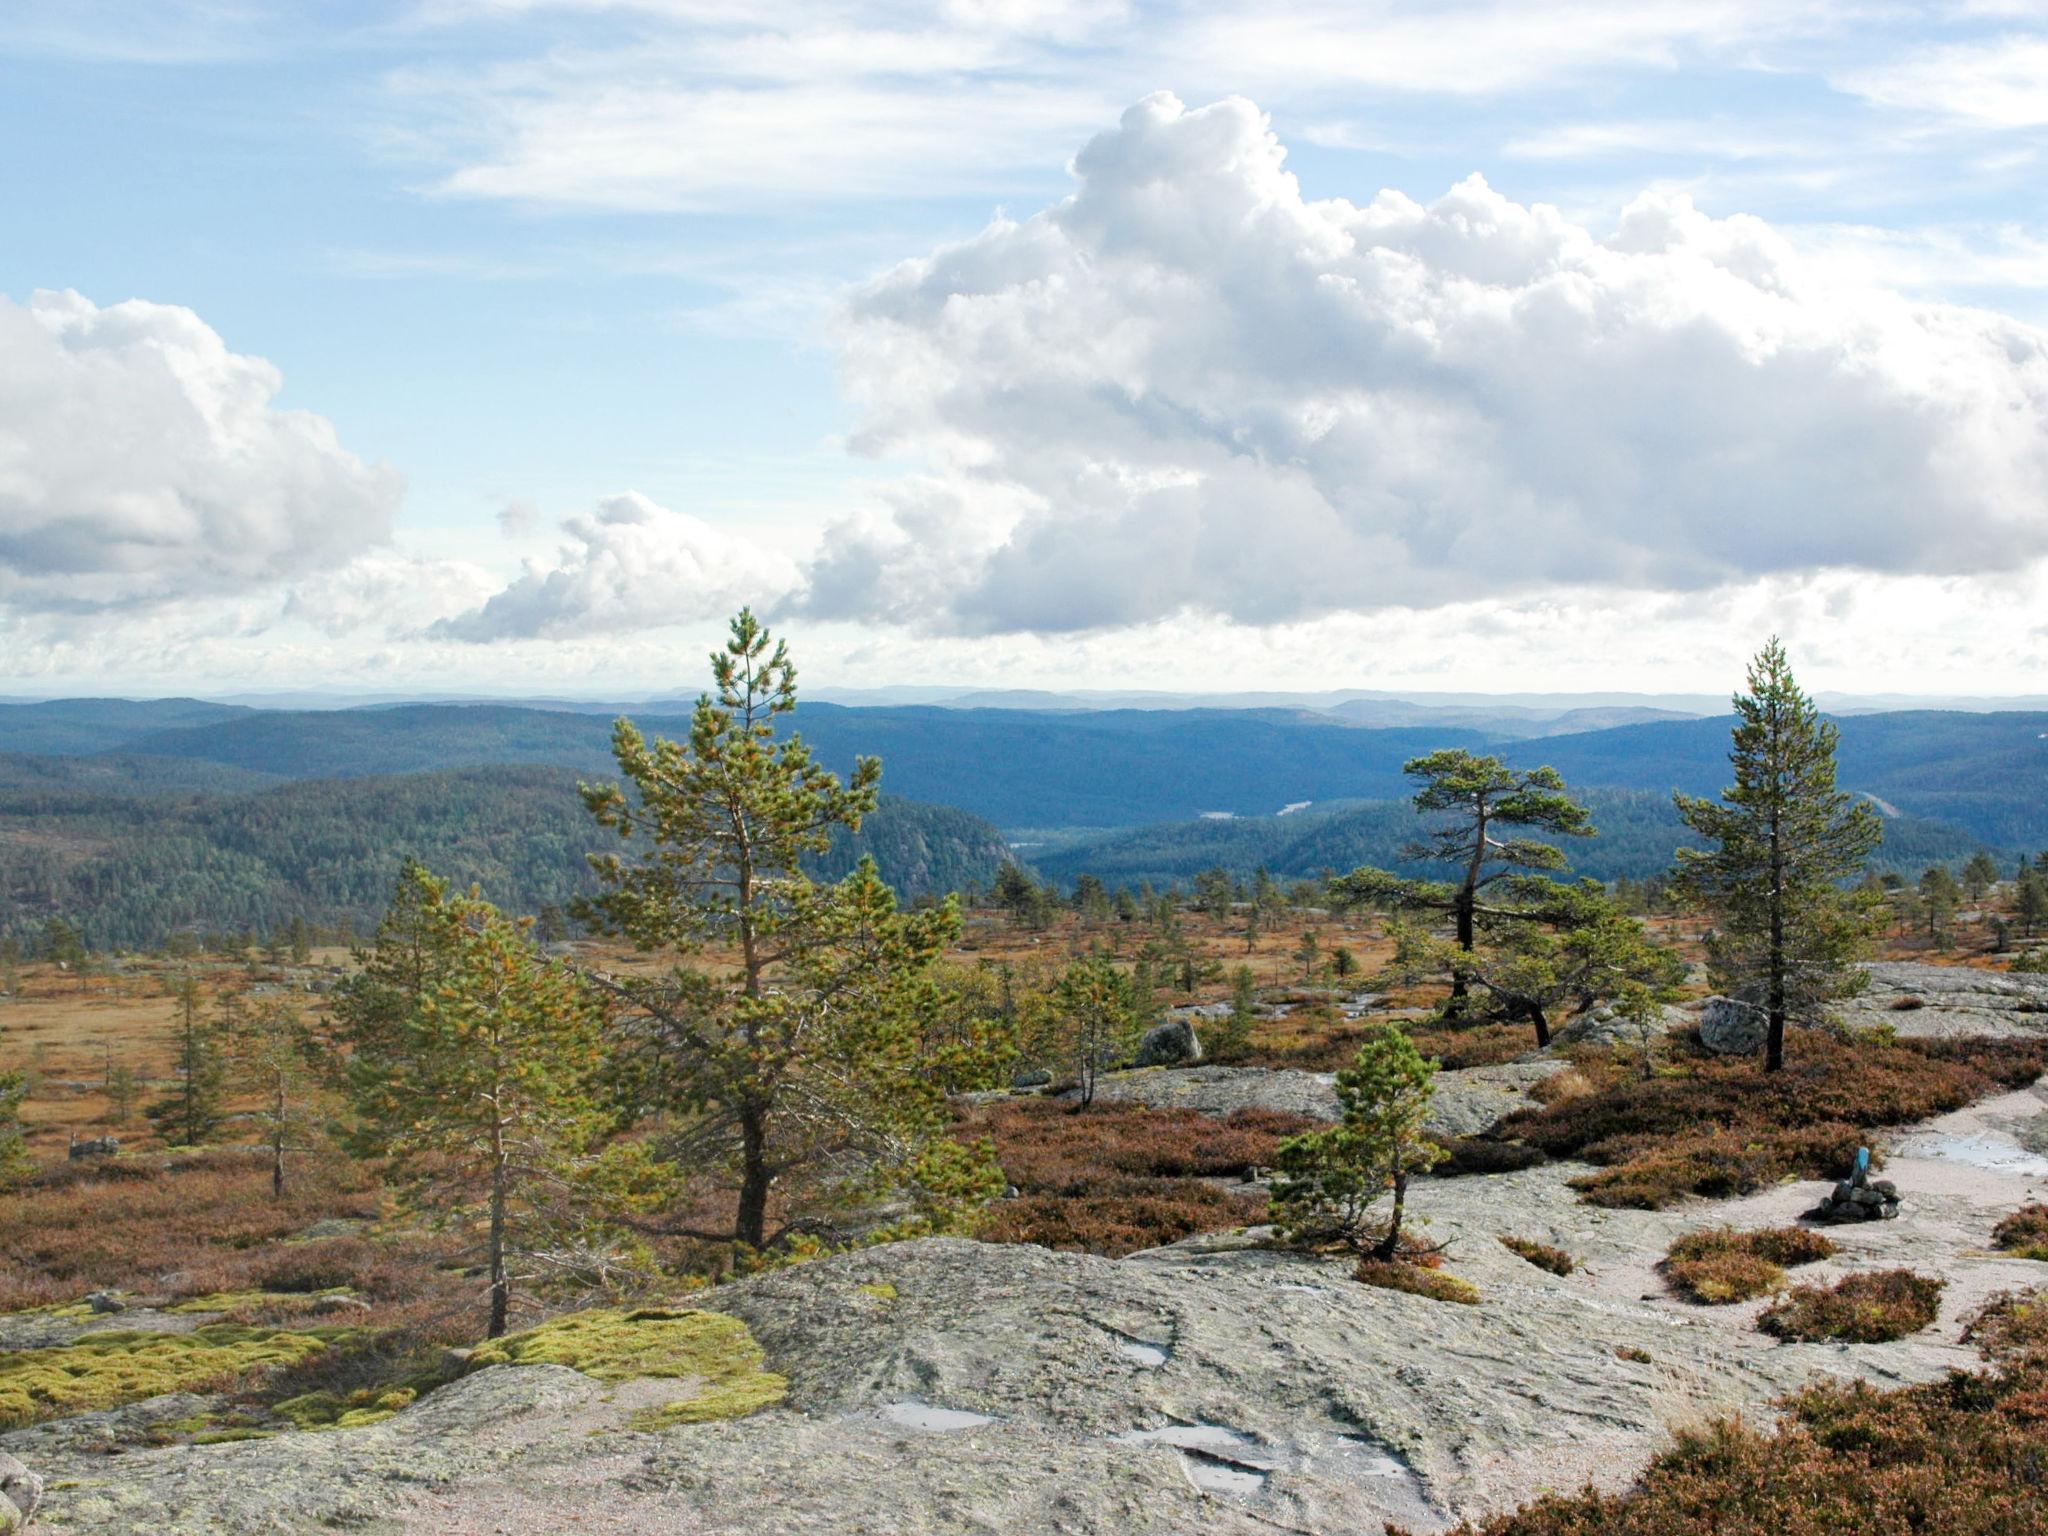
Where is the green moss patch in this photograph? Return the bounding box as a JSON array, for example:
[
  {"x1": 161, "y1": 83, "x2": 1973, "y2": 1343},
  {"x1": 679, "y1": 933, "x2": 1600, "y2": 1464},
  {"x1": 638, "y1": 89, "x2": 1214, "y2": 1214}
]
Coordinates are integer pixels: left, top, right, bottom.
[
  {"x1": 276, "y1": 1385, "x2": 418, "y2": 1431},
  {"x1": 467, "y1": 1307, "x2": 787, "y2": 1428},
  {"x1": 0, "y1": 1323, "x2": 353, "y2": 1429},
  {"x1": 857, "y1": 1283, "x2": 898, "y2": 1302}
]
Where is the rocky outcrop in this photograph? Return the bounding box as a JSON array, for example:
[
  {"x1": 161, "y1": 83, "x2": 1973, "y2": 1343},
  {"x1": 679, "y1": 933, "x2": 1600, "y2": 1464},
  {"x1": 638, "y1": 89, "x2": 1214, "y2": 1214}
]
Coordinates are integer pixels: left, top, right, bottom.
[
  {"x1": 1841, "y1": 962, "x2": 2048, "y2": 1039},
  {"x1": 1069, "y1": 1061, "x2": 1562, "y2": 1139}
]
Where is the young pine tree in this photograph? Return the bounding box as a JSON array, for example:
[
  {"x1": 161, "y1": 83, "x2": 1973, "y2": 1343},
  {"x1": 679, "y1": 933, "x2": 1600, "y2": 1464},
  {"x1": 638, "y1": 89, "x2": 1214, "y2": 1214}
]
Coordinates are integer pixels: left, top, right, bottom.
[
  {"x1": 146, "y1": 974, "x2": 228, "y2": 1147},
  {"x1": 1054, "y1": 956, "x2": 1139, "y2": 1108},
  {"x1": 365, "y1": 884, "x2": 608, "y2": 1337},
  {"x1": 1674, "y1": 638, "x2": 1882, "y2": 1073},
  {"x1": 0, "y1": 1066, "x2": 31, "y2": 1189},
  {"x1": 223, "y1": 995, "x2": 326, "y2": 1199},
  {"x1": 578, "y1": 610, "x2": 994, "y2": 1254},
  {"x1": 1270, "y1": 1024, "x2": 1443, "y2": 1258}
]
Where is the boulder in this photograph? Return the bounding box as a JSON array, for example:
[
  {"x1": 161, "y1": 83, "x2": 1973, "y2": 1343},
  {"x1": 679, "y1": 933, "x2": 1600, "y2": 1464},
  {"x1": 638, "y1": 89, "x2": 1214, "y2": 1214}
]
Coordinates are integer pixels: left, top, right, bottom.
[
  {"x1": 1698, "y1": 996, "x2": 1767, "y2": 1055},
  {"x1": 1009, "y1": 1069, "x2": 1053, "y2": 1091},
  {"x1": 0, "y1": 1451, "x2": 42, "y2": 1532},
  {"x1": 85, "y1": 1291, "x2": 126, "y2": 1315},
  {"x1": 1133, "y1": 1019, "x2": 1202, "y2": 1068}
]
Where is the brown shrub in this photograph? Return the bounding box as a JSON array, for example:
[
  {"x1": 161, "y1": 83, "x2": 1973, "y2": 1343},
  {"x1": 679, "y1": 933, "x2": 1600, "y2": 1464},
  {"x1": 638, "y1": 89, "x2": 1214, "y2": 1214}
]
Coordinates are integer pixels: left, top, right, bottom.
[
  {"x1": 1432, "y1": 1137, "x2": 1549, "y2": 1178},
  {"x1": 1247, "y1": 1016, "x2": 1528, "y2": 1073},
  {"x1": 1500, "y1": 1033, "x2": 2046, "y2": 1210},
  {"x1": 1662, "y1": 1227, "x2": 1836, "y2": 1305},
  {"x1": 1410, "y1": 1290, "x2": 2048, "y2": 1536},
  {"x1": 1992, "y1": 1204, "x2": 2048, "y2": 1261},
  {"x1": 1355, "y1": 1260, "x2": 1481, "y2": 1305},
  {"x1": 956, "y1": 1098, "x2": 1311, "y2": 1256},
  {"x1": 1500, "y1": 1236, "x2": 1575, "y2": 1276},
  {"x1": 1758, "y1": 1269, "x2": 1944, "y2": 1343},
  {"x1": 1964, "y1": 1289, "x2": 2048, "y2": 1366},
  {"x1": 976, "y1": 1182, "x2": 1263, "y2": 1257}
]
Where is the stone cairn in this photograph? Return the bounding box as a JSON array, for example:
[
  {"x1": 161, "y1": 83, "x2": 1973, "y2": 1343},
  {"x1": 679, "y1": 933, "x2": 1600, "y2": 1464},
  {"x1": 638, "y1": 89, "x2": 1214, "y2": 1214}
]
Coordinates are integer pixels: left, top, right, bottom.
[{"x1": 1810, "y1": 1146, "x2": 1900, "y2": 1223}]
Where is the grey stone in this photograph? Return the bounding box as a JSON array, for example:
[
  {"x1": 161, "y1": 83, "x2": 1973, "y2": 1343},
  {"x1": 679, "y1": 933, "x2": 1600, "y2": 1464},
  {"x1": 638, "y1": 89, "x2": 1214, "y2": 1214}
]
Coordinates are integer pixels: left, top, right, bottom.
[
  {"x1": 1133, "y1": 1019, "x2": 1203, "y2": 1068},
  {"x1": 85, "y1": 1292, "x2": 125, "y2": 1315},
  {"x1": 1008, "y1": 1069, "x2": 1052, "y2": 1091},
  {"x1": 1698, "y1": 996, "x2": 1768, "y2": 1055},
  {"x1": 0, "y1": 1452, "x2": 41, "y2": 1531}
]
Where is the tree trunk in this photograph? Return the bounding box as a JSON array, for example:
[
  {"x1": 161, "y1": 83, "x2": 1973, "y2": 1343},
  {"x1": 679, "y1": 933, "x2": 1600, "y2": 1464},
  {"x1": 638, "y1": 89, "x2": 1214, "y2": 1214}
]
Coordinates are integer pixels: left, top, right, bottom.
[
  {"x1": 1529, "y1": 1002, "x2": 1550, "y2": 1050},
  {"x1": 271, "y1": 1080, "x2": 286, "y2": 1198},
  {"x1": 736, "y1": 1100, "x2": 771, "y2": 1250},
  {"x1": 487, "y1": 1152, "x2": 509, "y2": 1338},
  {"x1": 1372, "y1": 1167, "x2": 1408, "y2": 1260}
]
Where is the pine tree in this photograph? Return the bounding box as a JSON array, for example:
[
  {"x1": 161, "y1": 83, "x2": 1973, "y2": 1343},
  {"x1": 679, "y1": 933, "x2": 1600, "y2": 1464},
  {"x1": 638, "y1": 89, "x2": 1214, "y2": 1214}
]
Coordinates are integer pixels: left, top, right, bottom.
[
  {"x1": 1332, "y1": 751, "x2": 1594, "y2": 1009},
  {"x1": 1054, "y1": 956, "x2": 1138, "y2": 1107},
  {"x1": 104, "y1": 1064, "x2": 140, "y2": 1127},
  {"x1": 372, "y1": 885, "x2": 608, "y2": 1337},
  {"x1": 1920, "y1": 866, "x2": 1961, "y2": 950},
  {"x1": 0, "y1": 1064, "x2": 30, "y2": 1189},
  {"x1": 1210, "y1": 964, "x2": 1259, "y2": 1062},
  {"x1": 1270, "y1": 1024, "x2": 1443, "y2": 1257},
  {"x1": 1962, "y1": 851, "x2": 2000, "y2": 902},
  {"x1": 146, "y1": 974, "x2": 228, "y2": 1146},
  {"x1": 1673, "y1": 638, "x2": 1882, "y2": 1073},
  {"x1": 223, "y1": 995, "x2": 325, "y2": 1199},
  {"x1": 578, "y1": 610, "x2": 994, "y2": 1253}
]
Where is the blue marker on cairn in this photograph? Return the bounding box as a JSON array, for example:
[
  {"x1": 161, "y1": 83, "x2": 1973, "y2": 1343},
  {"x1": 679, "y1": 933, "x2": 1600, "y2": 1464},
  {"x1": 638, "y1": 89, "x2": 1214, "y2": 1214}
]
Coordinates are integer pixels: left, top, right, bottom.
[{"x1": 1813, "y1": 1144, "x2": 1901, "y2": 1223}]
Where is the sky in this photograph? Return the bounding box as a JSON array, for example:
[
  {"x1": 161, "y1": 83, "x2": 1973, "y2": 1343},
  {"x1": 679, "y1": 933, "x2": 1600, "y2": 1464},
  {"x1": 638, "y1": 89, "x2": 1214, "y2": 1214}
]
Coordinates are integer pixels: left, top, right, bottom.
[{"x1": 2, "y1": 0, "x2": 2047, "y2": 700}]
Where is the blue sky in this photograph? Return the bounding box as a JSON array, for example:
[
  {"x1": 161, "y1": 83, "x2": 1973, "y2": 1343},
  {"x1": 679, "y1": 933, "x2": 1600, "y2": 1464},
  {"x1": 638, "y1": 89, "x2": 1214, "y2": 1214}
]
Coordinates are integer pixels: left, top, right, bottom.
[{"x1": 2, "y1": 2, "x2": 2046, "y2": 696}]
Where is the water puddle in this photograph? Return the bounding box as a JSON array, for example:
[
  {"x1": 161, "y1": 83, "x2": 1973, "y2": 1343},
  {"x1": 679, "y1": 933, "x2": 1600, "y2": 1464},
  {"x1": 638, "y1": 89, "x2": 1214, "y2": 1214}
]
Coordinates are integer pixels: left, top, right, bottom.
[
  {"x1": 880, "y1": 1401, "x2": 996, "y2": 1433},
  {"x1": 1116, "y1": 1339, "x2": 1169, "y2": 1368},
  {"x1": 1894, "y1": 1132, "x2": 2048, "y2": 1179},
  {"x1": 1118, "y1": 1423, "x2": 1273, "y2": 1496}
]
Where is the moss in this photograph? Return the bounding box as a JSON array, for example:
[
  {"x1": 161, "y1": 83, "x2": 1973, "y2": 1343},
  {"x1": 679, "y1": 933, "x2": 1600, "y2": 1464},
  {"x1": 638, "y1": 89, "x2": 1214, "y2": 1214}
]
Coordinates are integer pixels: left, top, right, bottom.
[
  {"x1": 0, "y1": 1323, "x2": 353, "y2": 1429},
  {"x1": 276, "y1": 1384, "x2": 418, "y2": 1432},
  {"x1": 857, "y1": 1283, "x2": 898, "y2": 1302},
  {"x1": 1499, "y1": 1236, "x2": 1576, "y2": 1276},
  {"x1": 468, "y1": 1306, "x2": 788, "y2": 1428},
  {"x1": 167, "y1": 1288, "x2": 352, "y2": 1316},
  {"x1": 191, "y1": 1427, "x2": 277, "y2": 1444},
  {"x1": 1355, "y1": 1260, "x2": 1482, "y2": 1305}
]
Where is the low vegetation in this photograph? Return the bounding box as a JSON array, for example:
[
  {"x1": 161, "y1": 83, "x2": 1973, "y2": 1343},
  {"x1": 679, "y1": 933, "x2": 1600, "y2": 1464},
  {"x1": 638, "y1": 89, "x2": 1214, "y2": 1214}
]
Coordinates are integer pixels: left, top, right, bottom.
[
  {"x1": 1355, "y1": 1260, "x2": 1481, "y2": 1305},
  {"x1": 961, "y1": 1098, "x2": 1312, "y2": 1256},
  {"x1": 1501, "y1": 1033, "x2": 2048, "y2": 1208},
  {"x1": 1662, "y1": 1226, "x2": 1837, "y2": 1304},
  {"x1": 1757, "y1": 1269, "x2": 1945, "y2": 1343},
  {"x1": 1421, "y1": 1289, "x2": 2048, "y2": 1536},
  {"x1": 1499, "y1": 1236, "x2": 1575, "y2": 1276},
  {"x1": 0, "y1": 1322, "x2": 357, "y2": 1429},
  {"x1": 465, "y1": 1306, "x2": 788, "y2": 1428},
  {"x1": 1991, "y1": 1203, "x2": 2048, "y2": 1261}
]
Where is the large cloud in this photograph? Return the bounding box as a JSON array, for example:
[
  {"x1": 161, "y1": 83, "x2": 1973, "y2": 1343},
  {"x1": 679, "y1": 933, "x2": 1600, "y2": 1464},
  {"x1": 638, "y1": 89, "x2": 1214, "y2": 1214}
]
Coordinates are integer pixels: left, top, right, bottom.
[
  {"x1": 432, "y1": 490, "x2": 799, "y2": 640},
  {"x1": 0, "y1": 290, "x2": 401, "y2": 611},
  {"x1": 807, "y1": 93, "x2": 2048, "y2": 634}
]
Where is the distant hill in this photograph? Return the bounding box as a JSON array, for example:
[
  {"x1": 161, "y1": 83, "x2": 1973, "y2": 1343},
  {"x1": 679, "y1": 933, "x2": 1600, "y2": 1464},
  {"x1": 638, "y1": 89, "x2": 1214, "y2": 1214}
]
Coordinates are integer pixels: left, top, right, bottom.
[
  {"x1": 0, "y1": 698, "x2": 252, "y2": 756},
  {"x1": 0, "y1": 763, "x2": 1012, "y2": 951},
  {"x1": 1031, "y1": 788, "x2": 1994, "y2": 892}
]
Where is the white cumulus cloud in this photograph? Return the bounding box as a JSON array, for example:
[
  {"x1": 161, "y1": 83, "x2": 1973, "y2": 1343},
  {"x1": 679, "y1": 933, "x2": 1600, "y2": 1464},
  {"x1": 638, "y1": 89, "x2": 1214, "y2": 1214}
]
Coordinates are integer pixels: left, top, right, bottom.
[
  {"x1": 807, "y1": 93, "x2": 2048, "y2": 634},
  {"x1": 0, "y1": 289, "x2": 402, "y2": 612},
  {"x1": 432, "y1": 490, "x2": 799, "y2": 640}
]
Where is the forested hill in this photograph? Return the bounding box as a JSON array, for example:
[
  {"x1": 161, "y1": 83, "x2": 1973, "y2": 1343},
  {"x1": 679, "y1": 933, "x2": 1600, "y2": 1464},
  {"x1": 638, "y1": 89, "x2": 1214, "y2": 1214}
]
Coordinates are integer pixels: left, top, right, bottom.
[
  {"x1": 13, "y1": 696, "x2": 2038, "y2": 848},
  {"x1": 1028, "y1": 788, "x2": 1993, "y2": 893},
  {"x1": 0, "y1": 762, "x2": 1011, "y2": 951}
]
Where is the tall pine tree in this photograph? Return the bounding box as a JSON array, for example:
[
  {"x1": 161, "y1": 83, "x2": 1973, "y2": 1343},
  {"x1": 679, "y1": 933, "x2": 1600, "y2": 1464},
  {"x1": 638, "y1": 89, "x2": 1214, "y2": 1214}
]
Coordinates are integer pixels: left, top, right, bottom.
[{"x1": 1674, "y1": 638, "x2": 1882, "y2": 1072}]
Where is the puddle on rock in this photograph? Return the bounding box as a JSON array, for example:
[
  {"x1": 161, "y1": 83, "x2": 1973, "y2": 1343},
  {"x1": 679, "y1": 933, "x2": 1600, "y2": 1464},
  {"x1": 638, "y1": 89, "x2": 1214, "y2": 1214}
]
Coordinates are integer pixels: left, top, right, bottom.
[
  {"x1": 1894, "y1": 1132, "x2": 2048, "y2": 1179},
  {"x1": 879, "y1": 1401, "x2": 996, "y2": 1433},
  {"x1": 1116, "y1": 1340, "x2": 1169, "y2": 1368},
  {"x1": 1118, "y1": 1423, "x2": 1273, "y2": 1496}
]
